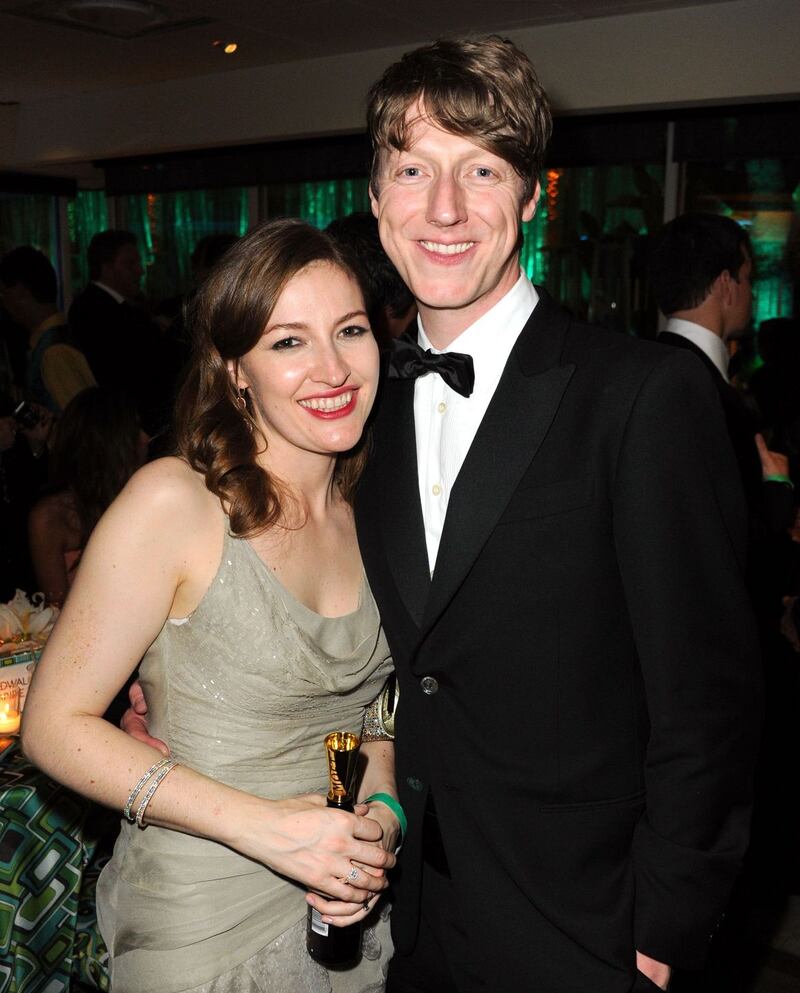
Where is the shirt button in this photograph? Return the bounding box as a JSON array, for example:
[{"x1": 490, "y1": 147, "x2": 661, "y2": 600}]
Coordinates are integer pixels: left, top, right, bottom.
[
  {"x1": 420, "y1": 676, "x2": 439, "y2": 695},
  {"x1": 432, "y1": 484, "x2": 442, "y2": 496},
  {"x1": 437, "y1": 401, "x2": 447, "y2": 413}
]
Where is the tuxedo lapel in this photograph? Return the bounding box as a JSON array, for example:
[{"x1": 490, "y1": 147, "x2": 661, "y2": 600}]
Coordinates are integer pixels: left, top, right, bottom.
[
  {"x1": 376, "y1": 378, "x2": 431, "y2": 628},
  {"x1": 422, "y1": 292, "x2": 575, "y2": 635}
]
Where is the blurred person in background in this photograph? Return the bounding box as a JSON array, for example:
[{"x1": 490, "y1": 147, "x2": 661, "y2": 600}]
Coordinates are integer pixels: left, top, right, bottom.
[
  {"x1": 0, "y1": 245, "x2": 95, "y2": 414},
  {"x1": 69, "y1": 230, "x2": 184, "y2": 440},
  {"x1": 28, "y1": 386, "x2": 147, "y2": 607},
  {"x1": 155, "y1": 233, "x2": 240, "y2": 344},
  {"x1": 0, "y1": 392, "x2": 50, "y2": 598},
  {"x1": 326, "y1": 213, "x2": 415, "y2": 349}
]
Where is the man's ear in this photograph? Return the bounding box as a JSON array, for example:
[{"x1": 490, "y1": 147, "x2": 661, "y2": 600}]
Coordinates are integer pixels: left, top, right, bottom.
[
  {"x1": 521, "y1": 180, "x2": 541, "y2": 224},
  {"x1": 716, "y1": 269, "x2": 735, "y2": 305},
  {"x1": 369, "y1": 184, "x2": 380, "y2": 220}
]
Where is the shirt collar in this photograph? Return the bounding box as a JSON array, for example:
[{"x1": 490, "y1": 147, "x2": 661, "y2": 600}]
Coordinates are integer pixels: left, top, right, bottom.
[
  {"x1": 92, "y1": 280, "x2": 126, "y2": 305},
  {"x1": 417, "y1": 272, "x2": 538, "y2": 397},
  {"x1": 663, "y1": 317, "x2": 730, "y2": 382}
]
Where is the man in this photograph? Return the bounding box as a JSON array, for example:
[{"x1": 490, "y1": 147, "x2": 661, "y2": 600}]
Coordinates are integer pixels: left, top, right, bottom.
[
  {"x1": 649, "y1": 215, "x2": 796, "y2": 991},
  {"x1": 0, "y1": 245, "x2": 95, "y2": 413},
  {"x1": 69, "y1": 230, "x2": 181, "y2": 436},
  {"x1": 354, "y1": 38, "x2": 761, "y2": 993},
  {"x1": 649, "y1": 212, "x2": 793, "y2": 527}
]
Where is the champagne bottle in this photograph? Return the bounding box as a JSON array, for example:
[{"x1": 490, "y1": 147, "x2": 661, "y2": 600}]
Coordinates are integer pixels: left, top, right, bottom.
[{"x1": 306, "y1": 730, "x2": 363, "y2": 967}]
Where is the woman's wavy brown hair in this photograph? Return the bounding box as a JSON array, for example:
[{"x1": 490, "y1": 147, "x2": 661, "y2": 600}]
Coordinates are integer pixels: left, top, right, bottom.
[{"x1": 176, "y1": 218, "x2": 372, "y2": 538}]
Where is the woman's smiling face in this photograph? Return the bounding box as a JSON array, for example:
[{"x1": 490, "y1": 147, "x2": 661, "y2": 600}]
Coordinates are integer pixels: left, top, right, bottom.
[{"x1": 231, "y1": 262, "x2": 379, "y2": 470}]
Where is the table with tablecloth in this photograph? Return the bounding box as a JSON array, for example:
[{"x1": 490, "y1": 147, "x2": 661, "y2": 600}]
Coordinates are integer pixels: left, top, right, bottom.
[{"x1": 0, "y1": 737, "x2": 112, "y2": 991}]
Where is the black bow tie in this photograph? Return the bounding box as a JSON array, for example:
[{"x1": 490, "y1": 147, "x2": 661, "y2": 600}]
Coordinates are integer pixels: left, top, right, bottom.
[{"x1": 387, "y1": 335, "x2": 475, "y2": 398}]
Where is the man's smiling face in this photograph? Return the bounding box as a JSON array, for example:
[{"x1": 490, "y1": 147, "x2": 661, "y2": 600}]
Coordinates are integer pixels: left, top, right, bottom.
[{"x1": 370, "y1": 103, "x2": 539, "y2": 343}]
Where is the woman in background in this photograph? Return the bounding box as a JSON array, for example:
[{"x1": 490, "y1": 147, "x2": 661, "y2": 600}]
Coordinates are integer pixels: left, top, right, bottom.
[{"x1": 28, "y1": 386, "x2": 147, "y2": 605}]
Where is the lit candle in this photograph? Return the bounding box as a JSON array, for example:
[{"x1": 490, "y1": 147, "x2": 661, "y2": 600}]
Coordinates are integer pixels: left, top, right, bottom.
[{"x1": 0, "y1": 697, "x2": 20, "y2": 735}]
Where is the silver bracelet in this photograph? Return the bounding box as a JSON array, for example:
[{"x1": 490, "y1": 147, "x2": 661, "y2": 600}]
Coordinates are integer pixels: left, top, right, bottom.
[
  {"x1": 123, "y1": 757, "x2": 171, "y2": 822},
  {"x1": 135, "y1": 759, "x2": 179, "y2": 828},
  {"x1": 362, "y1": 674, "x2": 398, "y2": 742}
]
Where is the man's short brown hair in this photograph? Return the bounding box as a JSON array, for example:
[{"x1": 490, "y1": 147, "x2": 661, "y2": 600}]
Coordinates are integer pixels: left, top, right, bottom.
[{"x1": 367, "y1": 36, "x2": 552, "y2": 200}]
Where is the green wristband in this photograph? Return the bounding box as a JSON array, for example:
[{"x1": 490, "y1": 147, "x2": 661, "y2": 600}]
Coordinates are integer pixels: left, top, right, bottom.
[
  {"x1": 364, "y1": 792, "x2": 407, "y2": 840},
  {"x1": 764, "y1": 474, "x2": 794, "y2": 489}
]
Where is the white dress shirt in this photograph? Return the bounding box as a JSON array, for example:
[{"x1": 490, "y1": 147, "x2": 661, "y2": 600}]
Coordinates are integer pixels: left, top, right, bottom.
[
  {"x1": 414, "y1": 272, "x2": 539, "y2": 573},
  {"x1": 661, "y1": 317, "x2": 730, "y2": 382}
]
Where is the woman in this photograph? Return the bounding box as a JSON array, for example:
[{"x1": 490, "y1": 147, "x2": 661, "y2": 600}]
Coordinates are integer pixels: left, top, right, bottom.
[
  {"x1": 22, "y1": 219, "x2": 400, "y2": 993},
  {"x1": 28, "y1": 387, "x2": 147, "y2": 605}
]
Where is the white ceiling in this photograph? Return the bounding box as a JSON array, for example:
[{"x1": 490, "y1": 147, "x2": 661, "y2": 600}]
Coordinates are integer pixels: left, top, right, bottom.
[{"x1": 0, "y1": 0, "x2": 732, "y2": 104}]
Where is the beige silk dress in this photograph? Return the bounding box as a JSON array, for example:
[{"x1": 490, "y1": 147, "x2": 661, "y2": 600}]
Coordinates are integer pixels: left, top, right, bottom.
[{"x1": 97, "y1": 524, "x2": 394, "y2": 993}]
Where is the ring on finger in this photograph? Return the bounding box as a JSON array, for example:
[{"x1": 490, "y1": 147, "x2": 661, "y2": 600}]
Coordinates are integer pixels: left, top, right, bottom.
[{"x1": 343, "y1": 866, "x2": 359, "y2": 884}]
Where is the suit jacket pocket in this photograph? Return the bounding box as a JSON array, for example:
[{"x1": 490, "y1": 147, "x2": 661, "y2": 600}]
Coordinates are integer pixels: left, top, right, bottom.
[
  {"x1": 498, "y1": 473, "x2": 595, "y2": 524},
  {"x1": 539, "y1": 790, "x2": 645, "y2": 813}
]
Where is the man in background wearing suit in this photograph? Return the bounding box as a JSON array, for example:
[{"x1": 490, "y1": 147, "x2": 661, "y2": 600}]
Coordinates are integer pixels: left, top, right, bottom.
[
  {"x1": 649, "y1": 212, "x2": 793, "y2": 528},
  {"x1": 356, "y1": 38, "x2": 762, "y2": 993},
  {"x1": 650, "y1": 213, "x2": 797, "y2": 992},
  {"x1": 69, "y1": 230, "x2": 181, "y2": 437}
]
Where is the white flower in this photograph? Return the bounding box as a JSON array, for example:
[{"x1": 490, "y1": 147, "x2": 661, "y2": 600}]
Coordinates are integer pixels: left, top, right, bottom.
[
  {"x1": 0, "y1": 604, "x2": 20, "y2": 641},
  {"x1": 0, "y1": 590, "x2": 60, "y2": 644}
]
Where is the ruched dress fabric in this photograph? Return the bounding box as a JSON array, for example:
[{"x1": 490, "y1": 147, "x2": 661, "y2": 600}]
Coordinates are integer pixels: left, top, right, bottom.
[{"x1": 97, "y1": 524, "x2": 394, "y2": 993}]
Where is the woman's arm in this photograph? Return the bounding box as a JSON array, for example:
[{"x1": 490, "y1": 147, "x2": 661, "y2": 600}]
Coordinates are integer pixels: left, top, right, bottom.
[{"x1": 22, "y1": 458, "x2": 393, "y2": 905}]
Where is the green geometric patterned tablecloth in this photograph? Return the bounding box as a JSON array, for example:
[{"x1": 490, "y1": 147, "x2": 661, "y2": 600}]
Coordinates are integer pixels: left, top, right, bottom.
[{"x1": 0, "y1": 738, "x2": 112, "y2": 991}]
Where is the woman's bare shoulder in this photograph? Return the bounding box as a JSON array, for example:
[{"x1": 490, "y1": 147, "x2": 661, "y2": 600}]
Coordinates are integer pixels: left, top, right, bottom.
[
  {"x1": 104, "y1": 457, "x2": 220, "y2": 536},
  {"x1": 122, "y1": 457, "x2": 211, "y2": 506}
]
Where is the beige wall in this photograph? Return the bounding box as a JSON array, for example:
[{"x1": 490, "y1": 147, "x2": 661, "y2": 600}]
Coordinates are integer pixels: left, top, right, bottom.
[{"x1": 7, "y1": 0, "x2": 800, "y2": 172}]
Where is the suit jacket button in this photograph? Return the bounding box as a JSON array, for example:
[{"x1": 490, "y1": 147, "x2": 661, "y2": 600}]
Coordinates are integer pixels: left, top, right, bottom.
[
  {"x1": 420, "y1": 676, "x2": 439, "y2": 695},
  {"x1": 406, "y1": 777, "x2": 424, "y2": 791}
]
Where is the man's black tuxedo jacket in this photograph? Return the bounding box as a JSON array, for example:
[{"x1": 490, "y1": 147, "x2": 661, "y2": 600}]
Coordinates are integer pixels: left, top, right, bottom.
[{"x1": 356, "y1": 290, "x2": 762, "y2": 993}]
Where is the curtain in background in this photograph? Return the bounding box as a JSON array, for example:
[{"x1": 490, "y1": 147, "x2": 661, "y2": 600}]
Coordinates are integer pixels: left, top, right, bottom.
[
  {"x1": 67, "y1": 190, "x2": 109, "y2": 292},
  {"x1": 740, "y1": 159, "x2": 795, "y2": 327},
  {"x1": 684, "y1": 156, "x2": 799, "y2": 369},
  {"x1": 119, "y1": 188, "x2": 250, "y2": 302},
  {"x1": 534, "y1": 162, "x2": 665, "y2": 335},
  {"x1": 262, "y1": 178, "x2": 371, "y2": 228},
  {"x1": 0, "y1": 193, "x2": 56, "y2": 261},
  {"x1": 520, "y1": 206, "x2": 548, "y2": 288}
]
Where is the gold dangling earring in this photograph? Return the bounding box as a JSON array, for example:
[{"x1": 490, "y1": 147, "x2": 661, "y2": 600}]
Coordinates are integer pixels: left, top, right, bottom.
[{"x1": 235, "y1": 390, "x2": 247, "y2": 411}]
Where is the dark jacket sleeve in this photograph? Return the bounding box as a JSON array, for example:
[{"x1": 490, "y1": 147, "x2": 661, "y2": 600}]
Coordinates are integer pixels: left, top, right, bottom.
[{"x1": 612, "y1": 349, "x2": 763, "y2": 968}]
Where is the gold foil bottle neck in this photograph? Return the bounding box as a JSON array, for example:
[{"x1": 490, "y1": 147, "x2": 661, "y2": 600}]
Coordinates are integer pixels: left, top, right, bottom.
[{"x1": 324, "y1": 731, "x2": 361, "y2": 806}]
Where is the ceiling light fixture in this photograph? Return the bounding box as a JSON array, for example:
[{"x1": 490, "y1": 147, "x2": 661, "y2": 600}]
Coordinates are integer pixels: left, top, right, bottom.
[
  {"x1": 60, "y1": 0, "x2": 166, "y2": 33},
  {"x1": 212, "y1": 39, "x2": 238, "y2": 55}
]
